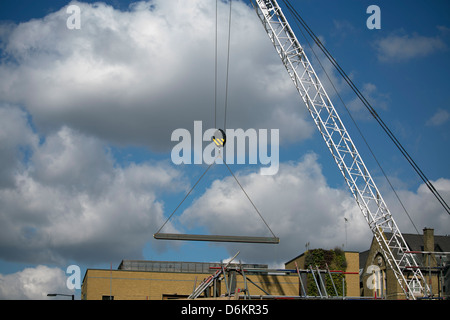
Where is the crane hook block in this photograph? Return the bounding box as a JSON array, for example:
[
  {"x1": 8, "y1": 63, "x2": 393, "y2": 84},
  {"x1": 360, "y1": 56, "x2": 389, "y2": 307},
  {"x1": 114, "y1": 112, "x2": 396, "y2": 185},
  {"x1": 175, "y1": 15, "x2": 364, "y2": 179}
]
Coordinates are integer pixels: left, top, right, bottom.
[{"x1": 213, "y1": 129, "x2": 226, "y2": 147}]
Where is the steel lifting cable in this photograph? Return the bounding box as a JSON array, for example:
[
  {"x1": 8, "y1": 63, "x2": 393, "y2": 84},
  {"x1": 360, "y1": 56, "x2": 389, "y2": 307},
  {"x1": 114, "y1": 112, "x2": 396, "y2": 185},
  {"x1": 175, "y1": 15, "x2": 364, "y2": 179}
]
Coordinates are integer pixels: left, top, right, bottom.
[
  {"x1": 282, "y1": 0, "x2": 450, "y2": 216},
  {"x1": 215, "y1": 0, "x2": 233, "y2": 131},
  {"x1": 155, "y1": 0, "x2": 277, "y2": 242},
  {"x1": 156, "y1": 0, "x2": 222, "y2": 234},
  {"x1": 154, "y1": 155, "x2": 278, "y2": 242},
  {"x1": 223, "y1": 159, "x2": 277, "y2": 239},
  {"x1": 214, "y1": 0, "x2": 218, "y2": 129},
  {"x1": 155, "y1": 162, "x2": 214, "y2": 235},
  {"x1": 223, "y1": 0, "x2": 232, "y2": 131},
  {"x1": 218, "y1": 0, "x2": 276, "y2": 238}
]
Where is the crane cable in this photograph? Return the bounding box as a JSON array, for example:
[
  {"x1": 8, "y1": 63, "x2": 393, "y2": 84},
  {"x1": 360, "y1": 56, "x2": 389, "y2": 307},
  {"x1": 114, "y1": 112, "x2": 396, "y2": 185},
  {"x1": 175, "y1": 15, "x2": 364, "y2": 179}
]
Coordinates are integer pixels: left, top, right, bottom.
[
  {"x1": 219, "y1": 0, "x2": 276, "y2": 238},
  {"x1": 215, "y1": 0, "x2": 232, "y2": 131},
  {"x1": 155, "y1": 163, "x2": 214, "y2": 235},
  {"x1": 282, "y1": 0, "x2": 450, "y2": 216},
  {"x1": 214, "y1": 0, "x2": 218, "y2": 129},
  {"x1": 223, "y1": 0, "x2": 232, "y2": 131},
  {"x1": 156, "y1": 0, "x2": 277, "y2": 240}
]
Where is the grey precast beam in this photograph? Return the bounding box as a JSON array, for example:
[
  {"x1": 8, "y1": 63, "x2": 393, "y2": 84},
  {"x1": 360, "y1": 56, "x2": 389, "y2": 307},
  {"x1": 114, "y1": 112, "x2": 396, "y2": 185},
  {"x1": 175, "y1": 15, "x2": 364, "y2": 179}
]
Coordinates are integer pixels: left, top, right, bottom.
[{"x1": 154, "y1": 233, "x2": 279, "y2": 244}]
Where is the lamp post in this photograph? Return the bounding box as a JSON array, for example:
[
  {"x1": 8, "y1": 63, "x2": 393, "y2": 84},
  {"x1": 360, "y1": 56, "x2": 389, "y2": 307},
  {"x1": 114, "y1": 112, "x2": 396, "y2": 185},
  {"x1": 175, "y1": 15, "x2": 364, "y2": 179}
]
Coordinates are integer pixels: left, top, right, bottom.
[{"x1": 47, "y1": 293, "x2": 74, "y2": 300}]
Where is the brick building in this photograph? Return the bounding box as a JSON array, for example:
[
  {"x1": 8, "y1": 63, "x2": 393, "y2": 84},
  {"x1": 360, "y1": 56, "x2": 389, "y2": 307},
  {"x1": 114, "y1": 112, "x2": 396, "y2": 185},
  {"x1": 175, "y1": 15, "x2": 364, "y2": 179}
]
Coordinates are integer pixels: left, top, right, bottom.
[
  {"x1": 360, "y1": 228, "x2": 450, "y2": 299},
  {"x1": 285, "y1": 250, "x2": 360, "y2": 297},
  {"x1": 81, "y1": 260, "x2": 300, "y2": 300},
  {"x1": 81, "y1": 229, "x2": 449, "y2": 300},
  {"x1": 81, "y1": 251, "x2": 359, "y2": 300}
]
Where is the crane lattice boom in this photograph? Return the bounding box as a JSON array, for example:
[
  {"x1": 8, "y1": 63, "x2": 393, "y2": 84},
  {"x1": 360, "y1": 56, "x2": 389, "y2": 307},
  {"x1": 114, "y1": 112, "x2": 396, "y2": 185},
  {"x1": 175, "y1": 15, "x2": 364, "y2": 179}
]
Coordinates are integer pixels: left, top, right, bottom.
[{"x1": 251, "y1": 0, "x2": 430, "y2": 299}]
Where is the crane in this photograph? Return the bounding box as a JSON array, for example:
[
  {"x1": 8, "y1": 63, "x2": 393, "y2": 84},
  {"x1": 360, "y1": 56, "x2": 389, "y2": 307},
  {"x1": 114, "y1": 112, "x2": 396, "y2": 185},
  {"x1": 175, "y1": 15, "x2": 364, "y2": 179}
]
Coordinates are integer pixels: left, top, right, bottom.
[{"x1": 250, "y1": 0, "x2": 431, "y2": 299}]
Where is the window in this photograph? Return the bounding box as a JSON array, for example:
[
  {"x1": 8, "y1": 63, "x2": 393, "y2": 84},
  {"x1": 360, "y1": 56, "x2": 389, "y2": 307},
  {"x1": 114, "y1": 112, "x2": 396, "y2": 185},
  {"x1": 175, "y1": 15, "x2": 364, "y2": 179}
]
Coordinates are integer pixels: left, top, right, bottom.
[
  {"x1": 102, "y1": 295, "x2": 114, "y2": 300},
  {"x1": 409, "y1": 280, "x2": 422, "y2": 294}
]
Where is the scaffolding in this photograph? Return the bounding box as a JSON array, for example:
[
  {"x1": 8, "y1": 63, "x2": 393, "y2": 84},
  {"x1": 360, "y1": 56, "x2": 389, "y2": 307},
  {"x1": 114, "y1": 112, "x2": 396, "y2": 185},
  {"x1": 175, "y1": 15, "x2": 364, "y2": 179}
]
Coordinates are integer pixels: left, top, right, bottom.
[
  {"x1": 187, "y1": 252, "x2": 359, "y2": 300},
  {"x1": 404, "y1": 250, "x2": 450, "y2": 299}
]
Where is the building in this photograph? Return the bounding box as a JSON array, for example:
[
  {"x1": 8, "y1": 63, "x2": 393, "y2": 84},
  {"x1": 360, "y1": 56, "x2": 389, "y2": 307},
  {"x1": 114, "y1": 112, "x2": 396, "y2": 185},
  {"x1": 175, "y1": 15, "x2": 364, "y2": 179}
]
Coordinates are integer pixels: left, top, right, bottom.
[
  {"x1": 81, "y1": 228, "x2": 449, "y2": 300},
  {"x1": 360, "y1": 228, "x2": 450, "y2": 299},
  {"x1": 81, "y1": 250, "x2": 360, "y2": 300},
  {"x1": 81, "y1": 260, "x2": 300, "y2": 300},
  {"x1": 285, "y1": 249, "x2": 360, "y2": 297}
]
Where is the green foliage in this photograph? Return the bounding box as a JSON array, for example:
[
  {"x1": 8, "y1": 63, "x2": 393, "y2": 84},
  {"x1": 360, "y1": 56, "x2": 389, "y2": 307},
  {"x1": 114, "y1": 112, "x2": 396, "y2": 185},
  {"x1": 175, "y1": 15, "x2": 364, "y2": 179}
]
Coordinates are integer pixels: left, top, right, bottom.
[{"x1": 304, "y1": 248, "x2": 347, "y2": 297}]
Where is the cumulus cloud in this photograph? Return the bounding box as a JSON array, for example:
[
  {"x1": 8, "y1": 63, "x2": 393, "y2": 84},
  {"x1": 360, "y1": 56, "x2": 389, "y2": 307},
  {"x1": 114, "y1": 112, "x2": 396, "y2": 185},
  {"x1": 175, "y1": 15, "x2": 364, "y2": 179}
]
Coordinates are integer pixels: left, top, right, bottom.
[
  {"x1": 0, "y1": 0, "x2": 311, "y2": 151},
  {"x1": 0, "y1": 265, "x2": 69, "y2": 300},
  {"x1": 178, "y1": 153, "x2": 371, "y2": 264},
  {"x1": 0, "y1": 0, "x2": 448, "y2": 280},
  {"x1": 175, "y1": 154, "x2": 450, "y2": 265},
  {"x1": 374, "y1": 30, "x2": 447, "y2": 62},
  {"x1": 0, "y1": 109, "x2": 448, "y2": 268},
  {"x1": 0, "y1": 104, "x2": 38, "y2": 188},
  {"x1": 0, "y1": 105, "x2": 184, "y2": 265},
  {"x1": 0, "y1": 0, "x2": 314, "y2": 275},
  {"x1": 345, "y1": 82, "x2": 390, "y2": 120},
  {"x1": 383, "y1": 178, "x2": 450, "y2": 236},
  {"x1": 426, "y1": 108, "x2": 450, "y2": 127}
]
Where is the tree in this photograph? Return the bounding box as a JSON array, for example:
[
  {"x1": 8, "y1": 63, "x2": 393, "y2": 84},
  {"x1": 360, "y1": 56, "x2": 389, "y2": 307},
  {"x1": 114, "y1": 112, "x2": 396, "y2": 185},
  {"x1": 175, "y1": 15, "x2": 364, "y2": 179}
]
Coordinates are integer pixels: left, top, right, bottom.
[{"x1": 304, "y1": 248, "x2": 347, "y2": 296}]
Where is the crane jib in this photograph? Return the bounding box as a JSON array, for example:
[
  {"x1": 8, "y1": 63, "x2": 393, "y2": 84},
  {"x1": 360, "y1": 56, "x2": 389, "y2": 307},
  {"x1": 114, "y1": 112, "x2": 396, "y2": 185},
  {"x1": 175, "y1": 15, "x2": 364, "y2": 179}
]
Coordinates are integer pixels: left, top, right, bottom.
[
  {"x1": 263, "y1": 0, "x2": 273, "y2": 9},
  {"x1": 251, "y1": 0, "x2": 431, "y2": 299}
]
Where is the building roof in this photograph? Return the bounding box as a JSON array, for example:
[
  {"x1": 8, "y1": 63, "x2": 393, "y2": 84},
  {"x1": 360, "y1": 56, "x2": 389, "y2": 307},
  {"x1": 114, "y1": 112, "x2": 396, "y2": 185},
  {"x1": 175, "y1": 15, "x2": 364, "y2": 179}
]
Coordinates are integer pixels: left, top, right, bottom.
[
  {"x1": 284, "y1": 252, "x2": 306, "y2": 266},
  {"x1": 118, "y1": 259, "x2": 268, "y2": 274},
  {"x1": 284, "y1": 249, "x2": 360, "y2": 266},
  {"x1": 433, "y1": 235, "x2": 450, "y2": 252},
  {"x1": 359, "y1": 231, "x2": 450, "y2": 269},
  {"x1": 385, "y1": 232, "x2": 450, "y2": 253},
  {"x1": 359, "y1": 250, "x2": 370, "y2": 270}
]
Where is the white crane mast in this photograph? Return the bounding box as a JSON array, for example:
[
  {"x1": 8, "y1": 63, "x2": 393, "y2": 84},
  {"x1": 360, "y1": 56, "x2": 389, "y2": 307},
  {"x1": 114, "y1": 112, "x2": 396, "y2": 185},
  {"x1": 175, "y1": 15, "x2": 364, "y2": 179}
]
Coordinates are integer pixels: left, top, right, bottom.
[{"x1": 251, "y1": 0, "x2": 430, "y2": 299}]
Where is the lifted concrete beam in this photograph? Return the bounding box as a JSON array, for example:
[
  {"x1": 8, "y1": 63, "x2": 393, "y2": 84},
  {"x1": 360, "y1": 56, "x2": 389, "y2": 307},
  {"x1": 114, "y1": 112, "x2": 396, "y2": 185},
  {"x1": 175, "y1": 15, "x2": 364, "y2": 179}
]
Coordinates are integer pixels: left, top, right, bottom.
[{"x1": 154, "y1": 233, "x2": 279, "y2": 244}]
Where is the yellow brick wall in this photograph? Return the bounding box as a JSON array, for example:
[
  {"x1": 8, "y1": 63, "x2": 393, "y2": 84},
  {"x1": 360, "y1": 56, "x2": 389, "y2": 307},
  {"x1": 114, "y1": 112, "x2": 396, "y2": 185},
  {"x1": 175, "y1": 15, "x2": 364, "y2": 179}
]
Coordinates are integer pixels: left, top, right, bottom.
[
  {"x1": 235, "y1": 274, "x2": 299, "y2": 296},
  {"x1": 82, "y1": 269, "x2": 300, "y2": 300},
  {"x1": 285, "y1": 254, "x2": 306, "y2": 270},
  {"x1": 83, "y1": 269, "x2": 213, "y2": 300},
  {"x1": 344, "y1": 252, "x2": 360, "y2": 297}
]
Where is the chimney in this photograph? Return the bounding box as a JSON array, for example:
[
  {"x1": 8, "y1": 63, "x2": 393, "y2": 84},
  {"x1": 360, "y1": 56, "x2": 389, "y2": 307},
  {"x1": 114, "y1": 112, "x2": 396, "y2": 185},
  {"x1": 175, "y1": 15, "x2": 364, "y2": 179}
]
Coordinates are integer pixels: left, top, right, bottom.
[
  {"x1": 423, "y1": 228, "x2": 436, "y2": 267},
  {"x1": 423, "y1": 228, "x2": 434, "y2": 252}
]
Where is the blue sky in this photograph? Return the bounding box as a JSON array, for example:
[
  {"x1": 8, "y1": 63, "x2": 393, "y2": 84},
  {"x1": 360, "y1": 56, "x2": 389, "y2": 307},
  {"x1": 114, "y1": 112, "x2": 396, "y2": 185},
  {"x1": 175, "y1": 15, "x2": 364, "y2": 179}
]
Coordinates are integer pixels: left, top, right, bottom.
[{"x1": 0, "y1": 0, "x2": 449, "y2": 299}]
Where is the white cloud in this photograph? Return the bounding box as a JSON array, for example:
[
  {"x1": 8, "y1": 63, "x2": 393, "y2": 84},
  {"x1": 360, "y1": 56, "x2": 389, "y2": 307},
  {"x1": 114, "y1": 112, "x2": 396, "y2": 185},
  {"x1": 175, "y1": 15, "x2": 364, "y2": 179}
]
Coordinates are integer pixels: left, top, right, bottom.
[
  {"x1": 0, "y1": 265, "x2": 69, "y2": 300},
  {"x1": 179, "y1": 153, "x2": 371, "y2": 264},
  {"x1": 175, "y1": 154, "x2": 450, "y2": 265},
  {"x1": 426, "y1": 108, "x2": 450, "y2": 127},
  {"x1": 0, "y1": 0, "x2": 311, "y2": 150},
  {"x1": 0, "y1": 0, "x2": 314, "y2": 268},
  {"x1": 0, "y1": 102, "x2": 448, "y2": 268},
  {"x1": 0, "y1": 104, "x2": 38, "y2": 188},
  {"x1": 0, "y1": 0, "x2": 448, "y2": 273},
  {"x1": 0, "y1": 105, "x2": 184, "y2": 264},
  {"x1": 384, "y1": 178, "x2": 450, "y2": 236},
  {"x1": 374, "y1": 31, "x2": 447, "y2": 62},
  {"x1": 346, "y1": 82, "x2": 390, "y2": 120}
]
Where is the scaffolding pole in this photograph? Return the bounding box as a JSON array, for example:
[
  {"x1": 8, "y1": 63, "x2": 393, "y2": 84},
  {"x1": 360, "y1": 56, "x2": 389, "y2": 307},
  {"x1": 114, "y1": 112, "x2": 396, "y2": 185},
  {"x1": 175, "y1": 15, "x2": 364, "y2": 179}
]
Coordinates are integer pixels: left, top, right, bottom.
[
  {"x1": 326, "y1": 263, "x2": 339, "y2": 297},
  {"x1": 188, "y1": 251, "x2": 240, "y2": 299},
  {"x1": 295, "y1": 262, "x2": 307, "y2": 297},
  {"x1": 206, "y1": 263, "x2": 356, "y2": 300}
]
